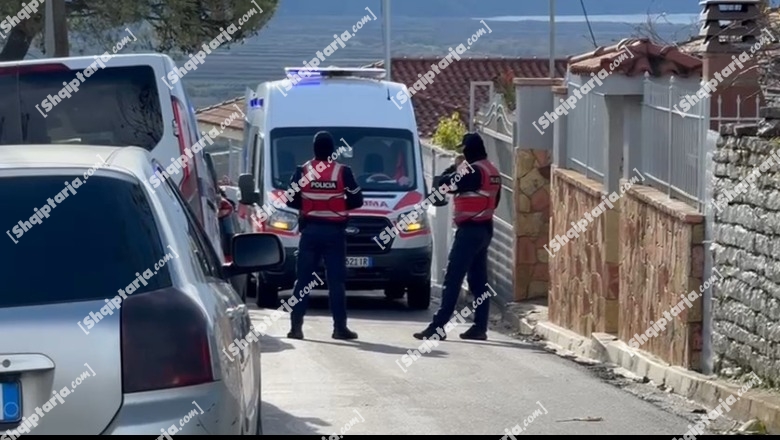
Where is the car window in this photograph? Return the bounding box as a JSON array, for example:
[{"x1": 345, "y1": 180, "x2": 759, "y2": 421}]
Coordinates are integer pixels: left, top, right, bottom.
[
  {"x1": 0, "y1": 65, "x2": 163, "y2": 149},
  {"x1": 158, "y1": 167, "x2": 222, "y2": 278},
  {"x1": 0, "y1": 174, "x2": 172, "y2": 308}
]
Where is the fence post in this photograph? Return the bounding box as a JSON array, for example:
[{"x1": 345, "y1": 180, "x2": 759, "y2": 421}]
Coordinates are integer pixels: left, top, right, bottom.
[
  {"x1": 667, "y1": 76, "x2": 674, "y2": 197},
  {"x1": 604, "y1": 96, "x2": 624, "y2": 194},
  {"x1": 585, "y1": 91, "x2": 591, "y2": 179},
  {"x1": 552, "y1": 88, "x2": 568, "y2": 168}
]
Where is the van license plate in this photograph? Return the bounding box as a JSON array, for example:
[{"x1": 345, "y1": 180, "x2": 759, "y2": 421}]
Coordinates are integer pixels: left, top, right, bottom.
[{"x1": 346, "y1": 257, "x2": 371, "y2": 268}]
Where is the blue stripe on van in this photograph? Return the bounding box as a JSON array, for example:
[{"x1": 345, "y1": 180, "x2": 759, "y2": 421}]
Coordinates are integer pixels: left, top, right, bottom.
[{"x1": 1, "y1": 382, "x2": 21, "y2": 422}]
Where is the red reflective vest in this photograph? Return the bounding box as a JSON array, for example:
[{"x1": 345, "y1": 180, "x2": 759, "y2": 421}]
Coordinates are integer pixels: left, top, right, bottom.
[
  {"x1": 300, "y1": 160, "x2": 348, "y2": 221},
  {"x1": 453, "y1": 159, "x2": 500, "y2": 225}
]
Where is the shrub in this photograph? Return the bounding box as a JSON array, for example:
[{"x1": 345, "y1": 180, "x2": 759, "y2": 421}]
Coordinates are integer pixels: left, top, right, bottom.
[
  {"x1": 494, "y1": 70, "x2": 516, "y2": 111},
  {"x1": 432, "y1": 112, "x2": 467, "y2": 152}
]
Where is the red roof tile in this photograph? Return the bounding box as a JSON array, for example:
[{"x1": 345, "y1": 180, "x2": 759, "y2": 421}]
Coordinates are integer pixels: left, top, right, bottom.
[
  {"x1": 196, "y1": 57, "x2": 568, "y2": 138},
  {"x1": 196, "y1": 96, "x2": 245, "y2": 131},
  {"x1": 569, "y1": 38, "x2": 702, "y2": 78},
  {"x1": 371, "y1": 57, "x2": 567, "y2": 137}
]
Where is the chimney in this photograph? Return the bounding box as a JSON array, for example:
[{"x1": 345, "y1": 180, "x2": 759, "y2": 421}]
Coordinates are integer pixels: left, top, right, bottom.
[{"x1": 699, "y1": 0, "x2": 764, "y2": 128}]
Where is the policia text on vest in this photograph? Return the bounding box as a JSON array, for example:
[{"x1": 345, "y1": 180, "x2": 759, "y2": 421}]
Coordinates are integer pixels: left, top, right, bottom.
[
  {"x1": 372, "y1": 161, "x2": 475, "y2": 250},
  {"x1": 250, "y1": 139, "x2": 352, "y2": 225}
]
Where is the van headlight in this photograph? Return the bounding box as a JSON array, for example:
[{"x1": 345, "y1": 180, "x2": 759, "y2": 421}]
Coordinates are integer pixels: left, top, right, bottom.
[
  {"x1": 397, "y1": 210, "x2": 428, "y2": 232},
  {"x1": 268, "y1": 210, "x2": 298, "y2": 231}
]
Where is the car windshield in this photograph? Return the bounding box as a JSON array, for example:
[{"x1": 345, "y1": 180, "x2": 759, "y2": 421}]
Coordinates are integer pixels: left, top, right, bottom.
[
  {"x1": 0, "y1": 174, "x2": 172, "y2": 309},
  {"x1": 270, "y1": 127, "x2": 417, "y2": 192},
  {"x1": 0, "y1": 65, "x2": 163, "y2": 149}
]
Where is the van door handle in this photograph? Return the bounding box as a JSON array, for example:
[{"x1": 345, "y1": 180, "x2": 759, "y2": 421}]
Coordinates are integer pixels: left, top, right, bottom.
[{"x1": 226, "y1": 304, "x2": 247, "y2": 317}]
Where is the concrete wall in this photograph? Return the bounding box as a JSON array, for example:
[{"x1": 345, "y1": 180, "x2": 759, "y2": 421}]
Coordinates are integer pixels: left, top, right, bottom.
[
  {"x1": 620, "y1": 184, "x2": 705, "y2": 371},
  {"x1": 513, "y1": 78, "x2": 560, "y2": 150},
  {"x1": 712, "y1": 125, "x2": 780, "y2": 386},
  {"x1": 513, "y1": 78, "x2": 559, "y2": 301}
]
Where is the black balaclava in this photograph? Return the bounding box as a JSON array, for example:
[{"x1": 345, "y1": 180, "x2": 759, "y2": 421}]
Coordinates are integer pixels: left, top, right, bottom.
[
  {"x1": 313, "y1": 131, "x2": 335, "y2": 160},
  {"x1": 462, "y1": 133, "x2": 487, "y2": 163}
]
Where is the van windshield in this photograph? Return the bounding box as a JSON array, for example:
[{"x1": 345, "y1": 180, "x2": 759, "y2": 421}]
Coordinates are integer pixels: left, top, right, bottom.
[
  {"x1": 0, "y1": 64, "x2": 163, "y2": 149},
  {"x1": 270, "y1": 127, "x2": 417, "y2": 192}
]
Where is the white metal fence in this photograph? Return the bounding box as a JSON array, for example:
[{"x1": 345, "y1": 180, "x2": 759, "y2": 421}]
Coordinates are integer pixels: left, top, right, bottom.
[
  {"x1": 567, "y1": 90, "x2": 607, "y2": 181},
  {"x1": 421, "y1": 143, "x2": 457, "y2": 289},
  {"x1": 639, "y1": 74, "x2": 761, "y2": 211},
  {"x1": 641, "y1": 75, "x2": 711, "y2": 210},
  {"x1": 421, "y1": 138, "x2": 515, "y2": 306}
]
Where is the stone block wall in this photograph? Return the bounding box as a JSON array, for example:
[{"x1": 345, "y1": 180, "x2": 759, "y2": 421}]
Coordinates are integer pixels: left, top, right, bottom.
[
  {"x1": 620, "y1": 184, "x2": 705, "y2": 371},
  {"x1": 712, "y1": 124, "x2": 780, "y2": 386},
  {"x1": 548, "y1": 167, "x2": 620, "y2": 337},
  {"x1": 514, "y1": 148, "x2": 551, "y2": 300}
]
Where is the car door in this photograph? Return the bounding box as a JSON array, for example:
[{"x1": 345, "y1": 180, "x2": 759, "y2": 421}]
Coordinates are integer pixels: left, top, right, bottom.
[{"x1": 158, "y1": 169, "x2": 257, "y2": 434}]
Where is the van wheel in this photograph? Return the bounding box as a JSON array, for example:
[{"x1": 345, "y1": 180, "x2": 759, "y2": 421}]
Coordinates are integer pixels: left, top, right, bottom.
[
  {"x1": 256, "y1": 276, "x2": 279, "y2": 309},
  {"x1": 246, "y1": 275, "x2": 258, "y2": 299},
  {"x1": 384, "y1": 285, "x2": 405, "y2": 300},
  {"x1": 407, "y1": 280, "x2": 431, "y2": 310},
  {"x1": 240, "y1": 276, "x2": 248, "y2": 303}
]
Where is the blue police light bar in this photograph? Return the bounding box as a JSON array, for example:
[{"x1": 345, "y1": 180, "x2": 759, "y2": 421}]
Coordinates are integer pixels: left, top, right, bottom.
[{"x1": 283, "y1": 67, "x2": 386, "y2": 80}]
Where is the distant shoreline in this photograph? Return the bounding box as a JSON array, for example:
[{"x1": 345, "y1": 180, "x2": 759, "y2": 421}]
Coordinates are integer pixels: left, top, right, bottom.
[{"x1": 473, "y1": 13, "x2": 698, "y2": 24}]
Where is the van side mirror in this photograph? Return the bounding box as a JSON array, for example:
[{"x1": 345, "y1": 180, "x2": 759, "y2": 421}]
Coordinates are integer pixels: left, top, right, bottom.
[
  {"x1": 430, "y1": 176, "x2": 449, "y2": 207},
  {"x1": 238, "y1": 174, "x2": 260, "y2": 205}
]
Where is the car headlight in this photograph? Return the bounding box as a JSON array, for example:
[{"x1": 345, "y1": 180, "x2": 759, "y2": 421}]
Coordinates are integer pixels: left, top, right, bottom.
[
  {"x1": 397, "y1": 210, "x2": 428, "y2": 232},
  {"x1": 268, "y1": 210, "x2": 298, "y2": 231}
]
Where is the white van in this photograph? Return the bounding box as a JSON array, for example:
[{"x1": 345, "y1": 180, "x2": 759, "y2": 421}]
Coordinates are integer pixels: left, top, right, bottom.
[
  {"x1": 0, "y1": 54, "x2": 223, "y2": 256},
  {"x1": 237, "y1": 67, "x2": 433, "y2": 309}
]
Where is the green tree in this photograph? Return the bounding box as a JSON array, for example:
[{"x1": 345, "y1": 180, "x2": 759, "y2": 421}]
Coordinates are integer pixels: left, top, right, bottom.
[
  {"x1": 432, "y1": 112, "x2": 467, "y2": 152},
  {"x1": 0, "y1": 0, "x2": 278, "y2": 61}
]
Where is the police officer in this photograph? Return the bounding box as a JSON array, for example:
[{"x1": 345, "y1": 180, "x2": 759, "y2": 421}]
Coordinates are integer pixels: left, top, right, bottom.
[
  {"x1": 414, "y1": 133, "x2": 501, "y2": 341},
  {"x1": 285, "y1": 131, "x2": 363, "y2": 340}
]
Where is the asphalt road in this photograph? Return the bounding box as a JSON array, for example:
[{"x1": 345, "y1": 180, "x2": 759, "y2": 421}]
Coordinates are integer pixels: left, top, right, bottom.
[{"x1": 254, "y1": 290, "x2": 711, "y2": 436}]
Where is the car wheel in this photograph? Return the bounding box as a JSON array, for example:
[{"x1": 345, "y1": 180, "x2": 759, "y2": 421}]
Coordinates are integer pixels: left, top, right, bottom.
[
  {"x1": 256, "y1": 275, "x2": 280, "y2": 309},
  {"x1": 384, "y1": 285, "x2": 405, "y2": 300},
  {"x1": 407, "y1": 280, "x2": 431, "y2": 310}
]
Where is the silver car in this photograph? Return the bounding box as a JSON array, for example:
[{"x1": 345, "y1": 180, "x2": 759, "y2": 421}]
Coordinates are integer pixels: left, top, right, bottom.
[{"x1": 0, "y1": 145, "x2": 283, "y2": 435}]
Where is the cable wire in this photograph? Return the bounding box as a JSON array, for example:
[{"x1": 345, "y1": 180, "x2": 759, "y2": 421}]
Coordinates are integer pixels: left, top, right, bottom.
[{"x1": 580, "y1": 0, "x2": 598, "y2": 48}]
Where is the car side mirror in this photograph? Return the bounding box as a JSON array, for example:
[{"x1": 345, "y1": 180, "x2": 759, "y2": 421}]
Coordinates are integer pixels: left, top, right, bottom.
[
  {"x1": 238, "y1": 173, "x2": 260, "y2": 205},
  {"x1": 430, "y1": 176, "x2": 449, "y2": 207},
  {"x1": 223, "y1": 233, "x2": 285, "y2": 277}
]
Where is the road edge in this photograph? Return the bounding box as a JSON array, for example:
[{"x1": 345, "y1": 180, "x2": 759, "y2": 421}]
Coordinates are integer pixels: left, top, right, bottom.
[{"x1": 491, "y1": 300, "x2": 780, "y2": 435}]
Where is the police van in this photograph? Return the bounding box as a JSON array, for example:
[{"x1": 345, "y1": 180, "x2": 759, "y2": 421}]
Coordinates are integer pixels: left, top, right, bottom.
[{"x1": 236, "y1": 67, "x2": 433, "y2": 310}]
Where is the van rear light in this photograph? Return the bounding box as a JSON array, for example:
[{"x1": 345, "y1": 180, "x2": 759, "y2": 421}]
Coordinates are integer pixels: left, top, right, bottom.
[
  {"x1": 121, "y1": 288, "x2": 213, "y2": 393},
  {"x1": 171, "y1": 96, "x2": 203, "y2": 223},
  {"x1": 218, "y1": 198, "x2": 234, "y2": 219},
  {"x1": 0, "y1": 63, "x2": 69, "y2": 76}
]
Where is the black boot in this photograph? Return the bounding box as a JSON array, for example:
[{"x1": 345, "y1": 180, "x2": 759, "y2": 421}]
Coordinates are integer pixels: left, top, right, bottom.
[
  {"x1": 459, "y1": 326, "x2": 487, "y2": 341},
  {"x1": 287, "y1": 319, "x2": 304, "y2": 340},
  {"x1": 413, "y1": 324, "x2": 446, "y2": 341},
  {"x1": 332, "y1": 327, "x2": 358, "y2": 340}
]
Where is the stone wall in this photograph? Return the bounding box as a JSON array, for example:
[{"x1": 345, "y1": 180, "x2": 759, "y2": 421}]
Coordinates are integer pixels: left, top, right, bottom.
[
  {"x1": 712, "y1": 124, "x2": 780, "y2": 386},
  {"x1": 548, "y1": 167, "x2": 619, "y2": 336},
  {"x1": 514, "y1": 148, "x2": 551, "y2": 300},
  {"x1": 620, "y1": 184, "x2": 705, "y2": 371}
]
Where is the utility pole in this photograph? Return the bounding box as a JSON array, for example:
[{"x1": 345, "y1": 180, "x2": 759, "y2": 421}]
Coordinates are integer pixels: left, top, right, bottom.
[
  {"x1": 44, "y1": 0, "x2": 69, "y2": 57},
  {"x1": 383, "y1": 0, "x2": 391, "y2": 80},
  {"x1": 549, "y1": 0, "x2": 556, "y2": 78}
]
